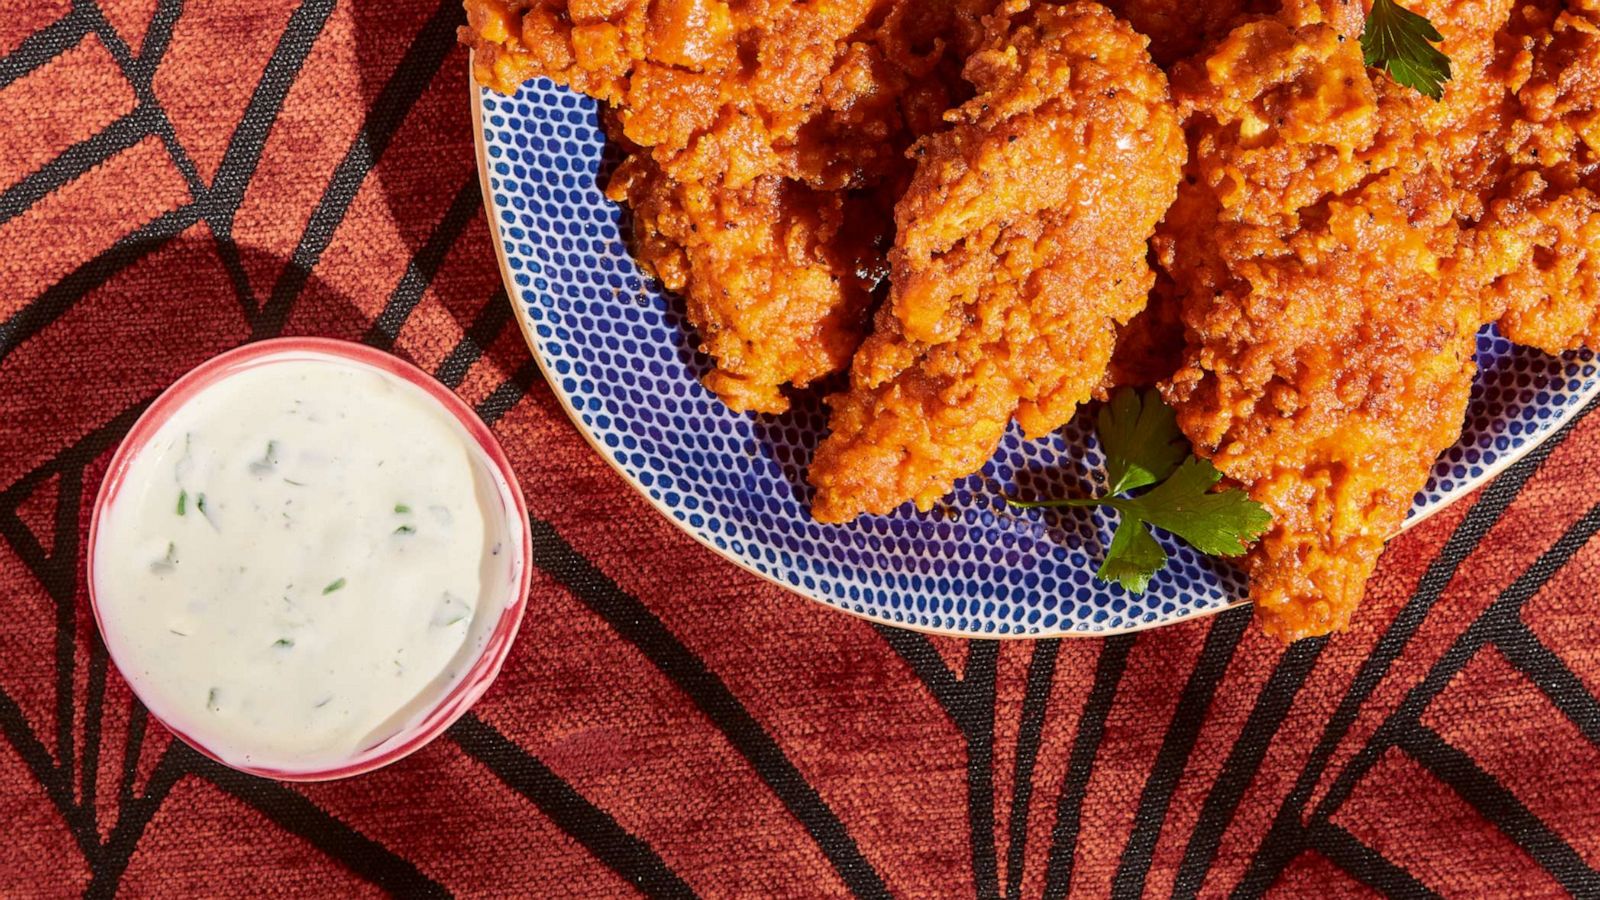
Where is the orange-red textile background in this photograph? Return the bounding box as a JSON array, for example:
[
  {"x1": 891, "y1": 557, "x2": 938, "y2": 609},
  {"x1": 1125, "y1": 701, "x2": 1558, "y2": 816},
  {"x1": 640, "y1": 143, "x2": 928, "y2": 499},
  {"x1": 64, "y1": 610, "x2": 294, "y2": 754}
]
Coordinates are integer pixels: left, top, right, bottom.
[{"x1": 5, "y1": 1, "x2": 1600, "y2": 896}]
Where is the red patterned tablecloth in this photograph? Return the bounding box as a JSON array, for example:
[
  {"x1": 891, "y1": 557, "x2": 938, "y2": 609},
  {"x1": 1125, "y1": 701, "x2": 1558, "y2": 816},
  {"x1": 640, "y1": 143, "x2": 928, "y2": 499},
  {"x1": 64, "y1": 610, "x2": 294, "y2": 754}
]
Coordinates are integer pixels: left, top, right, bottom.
[{"x1": 5, "y1": 1, "x2": 1600, "y2": 896}]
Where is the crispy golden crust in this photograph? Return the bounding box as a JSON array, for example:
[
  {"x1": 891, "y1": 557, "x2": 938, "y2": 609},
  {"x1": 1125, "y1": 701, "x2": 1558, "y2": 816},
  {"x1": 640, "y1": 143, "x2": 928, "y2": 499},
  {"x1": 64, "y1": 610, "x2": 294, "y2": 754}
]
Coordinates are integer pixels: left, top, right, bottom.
[
  {"x1": 1478, "y1": 1, "x2": 1600, "y2": 353},
  {"x1": 1155, "y1": 0, "x2": 1534, "y2": 641},
  {"x1": 464, "y1": 0, "x2": 988, "y2": 412},
  {"x1": 605, "y1": 154, "x2": 890, "y2": 413},
  {"x1": 809, "y1": 1, "x2": 1185, "y2": 522}
]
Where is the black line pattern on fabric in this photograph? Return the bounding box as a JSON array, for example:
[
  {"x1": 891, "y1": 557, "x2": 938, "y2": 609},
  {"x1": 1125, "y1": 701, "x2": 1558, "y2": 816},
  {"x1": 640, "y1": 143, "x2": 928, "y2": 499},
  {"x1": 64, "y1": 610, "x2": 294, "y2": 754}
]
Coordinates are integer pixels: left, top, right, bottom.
[
  {"x1": 0, "y1": 106, "x2": 156, "y2": 226},
  {"x1": 1043, "y1": 635, "x2": 1135, "y2": 899},
  {"x1": 1400, "y1": 725, "x2": 1595, "y2": 888},
  {"x1": 0, "y1": 413, "x2": 202, "y2": 895},
  {"x1": 1112, "y1": 607, "x2": 1252, "y2": 898},
  {"x1": 451, "y1": 713, "x2": 699, "y2": 898},
  {"x1": 1234, "y1": 394, "x2": 1599, "y2": 896},
  {"x1": 0, "y1": 10, "x2": 90, "y2": 91},
  {"x1": 251, "y1": 0, "x2": 462, "y2": 338},
  {"x1": 83, "y1": 743, "x2": 192, "y2": 899},
  {"x1": 190, "y1": 752, "x2": 450, "y2": 897},
  {"x1": 116, "y1": 703, "x2": 148, "y2": 805},
  {"x1": 1494, "y1": 621, "x2": 1600, "y2": 749},
  {"x1": 1287, "y1": 505, "x2": 1600, "y2": 896},
  {"x1": 872, "y1": 625, "x2": 1016, "y2": 897},
  {"x1": 0, "y1": 203, "x2": 200, "y2": 363},
  {"x1": 1310, "y1": 822, "x2": 1442, "y2": 898},
  {"x1": 1004, "y1": 639, "x2": 1061, "y2": 900},
  {"x1": 526, "y1": 514, "x2": 892, "y2": 898},
  {"x1": 80, "y1": 0, "x2": 206, "y2": 196},
  {"x1": 132, "y1": 0, "x2": 181, "y2": 77},
  {"x1": 476, "y1": 359, "x2": 541, "y2": 426},
  {"x1": 872, "y1": 625, "x2": 965, "y2": 715},
  {"x1": 435, "y1": 286, "x2": 513, "y2": 389},
  {"x1": 1172, "y1": 636, "x2": 1326, "y2": 898},
  {"x1": 365, "y1": 174, "x2": 484, "y2": 348},
  {"x1": 78, "y1": 0, "x2": 258, "y2": 321},
  {"x1": 962, "y1": 641, "x2": 1002, "y2": 900}
]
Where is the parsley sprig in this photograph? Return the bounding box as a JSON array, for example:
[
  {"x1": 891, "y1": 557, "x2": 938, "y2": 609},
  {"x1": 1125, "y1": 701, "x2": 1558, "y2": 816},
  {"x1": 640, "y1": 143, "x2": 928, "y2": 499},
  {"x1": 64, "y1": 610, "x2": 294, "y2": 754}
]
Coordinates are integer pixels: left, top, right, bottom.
[
  {"x1": 1007, "y1": 388, "x2": 1272, "y2": 594},
  {"x1": 1361, "y1": 0, "x2": 1452, "y2": 101}
]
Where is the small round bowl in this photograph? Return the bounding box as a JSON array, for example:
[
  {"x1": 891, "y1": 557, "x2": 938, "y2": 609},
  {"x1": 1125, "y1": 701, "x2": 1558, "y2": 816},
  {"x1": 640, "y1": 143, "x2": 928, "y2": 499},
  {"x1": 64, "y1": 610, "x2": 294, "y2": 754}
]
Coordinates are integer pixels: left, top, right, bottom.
[{"x1": 86, "y1": 337, "x2": 532, "y2": 781}]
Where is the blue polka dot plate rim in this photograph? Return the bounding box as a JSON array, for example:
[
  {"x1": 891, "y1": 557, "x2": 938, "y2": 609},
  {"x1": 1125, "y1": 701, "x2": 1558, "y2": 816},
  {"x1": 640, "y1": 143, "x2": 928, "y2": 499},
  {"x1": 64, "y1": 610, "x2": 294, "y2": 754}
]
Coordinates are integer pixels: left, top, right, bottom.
[{"x1": 470, "y1": 73, "x2": 1600, "y2": 638}]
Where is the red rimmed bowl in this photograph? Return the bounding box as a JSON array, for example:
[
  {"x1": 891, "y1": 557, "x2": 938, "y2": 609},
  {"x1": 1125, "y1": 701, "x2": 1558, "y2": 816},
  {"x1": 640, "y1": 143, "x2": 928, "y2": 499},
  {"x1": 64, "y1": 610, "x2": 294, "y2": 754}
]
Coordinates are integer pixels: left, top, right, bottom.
[{"x1": 86, "y1": 337, "x2": 532, "y2": 781}]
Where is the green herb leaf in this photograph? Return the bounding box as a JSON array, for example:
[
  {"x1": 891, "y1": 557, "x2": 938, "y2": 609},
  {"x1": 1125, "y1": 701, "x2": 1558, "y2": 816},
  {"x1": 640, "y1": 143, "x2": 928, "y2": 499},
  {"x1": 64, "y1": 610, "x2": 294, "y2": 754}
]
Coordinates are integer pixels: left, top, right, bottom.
[
  {"x1": 323, "y1": 577, "x2": 346, "y2": 595},
  {"x1": 1361, "y1": 0, "x2": 1452, "y2": 101},
  {"x1": 394, "y1": 504, "x2": 411, "y2": 514},
  {"x1": 1004, "y1": 393, "x2": 1273, "y2": 594},
  {"x1": 176, "y1": 489, "x2": 187, "y2": 516},
  {"x1": 1095, "y1": 516, "x2": 1167, "y2": 594},
  {"x1": 273, "y1": 638, "x2": 294, "y2": 648},
  {"x1": 1107, "y1": 458, "x2": 1274, "y2": 558},
  {"x1": 394, "y1": 524, "x2": 416, "y2": 535},
  {"x1": 1097, "y1": 387, "x2": 1186, "y2": 495}
]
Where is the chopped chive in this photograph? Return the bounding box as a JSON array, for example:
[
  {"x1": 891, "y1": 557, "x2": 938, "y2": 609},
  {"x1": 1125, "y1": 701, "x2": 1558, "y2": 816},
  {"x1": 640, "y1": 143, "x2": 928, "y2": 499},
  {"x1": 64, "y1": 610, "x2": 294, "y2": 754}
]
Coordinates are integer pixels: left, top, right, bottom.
[
  {"x1": 195, "y1": 493, "x2": 218, "y2": 531},
  {"x1": 314, "y1": 696, "x2": 333, "y2": 708},
  {"x1": 394, "y1": 503, "x2": 411, "y2": 514},
  {"x1": 176, "y1": 490, "x2": 187, "y2": 516},
  {"x1": 272, "y1": 638, "x2": 294, "y2": 648},
  {"x1": 322, "y1": 577, "x2": 346, "y2": 595},
  {"x1": 169, "y1": 628, "x2": 188, "y2": 637},
  {"x1": 206, "y1": 687, "x2": 220, "y2": 711},
  {"x1": 249, "y1": 441, "x2": 279, "y2": 475},
  {"x1": 283, "y1": 478, "x2": 307, "y2": 487},
  {"x1": 394, "y1": 524, "x2": 416, "y2": 535}
]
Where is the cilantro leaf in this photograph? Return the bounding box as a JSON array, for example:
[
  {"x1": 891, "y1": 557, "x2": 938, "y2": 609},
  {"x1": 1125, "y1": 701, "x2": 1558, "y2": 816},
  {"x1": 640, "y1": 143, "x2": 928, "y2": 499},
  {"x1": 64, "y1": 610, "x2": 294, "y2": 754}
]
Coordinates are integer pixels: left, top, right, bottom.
[
  {"x1": 1096, "y1": 516, "x2": 1167, "y2": 594},
  {"x1": 1361, "y1": 0, "x2": 1452, "y2": 101},
  {"x1": 1097, "y1": 387, "x2": 1186, "y2": 495}
]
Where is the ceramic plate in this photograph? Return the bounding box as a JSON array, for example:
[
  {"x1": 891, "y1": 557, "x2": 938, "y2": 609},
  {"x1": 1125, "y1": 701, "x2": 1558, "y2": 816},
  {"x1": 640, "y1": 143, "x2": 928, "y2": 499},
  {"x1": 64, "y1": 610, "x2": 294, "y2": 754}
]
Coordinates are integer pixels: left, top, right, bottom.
[{"x1": 472, "y1": 75, "x2": 1600, "y2": 637}]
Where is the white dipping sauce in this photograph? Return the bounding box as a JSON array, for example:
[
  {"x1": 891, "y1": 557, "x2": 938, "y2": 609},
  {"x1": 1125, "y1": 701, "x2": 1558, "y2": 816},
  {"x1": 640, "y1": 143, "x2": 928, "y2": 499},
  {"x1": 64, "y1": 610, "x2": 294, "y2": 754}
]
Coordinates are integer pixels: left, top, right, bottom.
[{"x1": 94, "y1": 353, "x2": 513, "y2": 772}]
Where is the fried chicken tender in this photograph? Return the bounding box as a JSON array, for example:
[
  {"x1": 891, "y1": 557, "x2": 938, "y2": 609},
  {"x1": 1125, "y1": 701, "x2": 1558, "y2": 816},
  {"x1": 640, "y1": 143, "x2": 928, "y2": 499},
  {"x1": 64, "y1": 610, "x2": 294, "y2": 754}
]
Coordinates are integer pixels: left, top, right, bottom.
[
  {"x1": 605, "y1": 154, "x2": 893, "y2": 411},
  {"x1": 809, "y1": 1, "x2": 1185, "y2": 522},
  {"x1": 464, "y1": 0, "x2": 987, "y2": 412},
  {"x1": 1476, "y1": 0, "x2": 1600, "y2": 353},
  {"x1": 1157, "y1": 0, "x2": 1532, "y2": 641}
]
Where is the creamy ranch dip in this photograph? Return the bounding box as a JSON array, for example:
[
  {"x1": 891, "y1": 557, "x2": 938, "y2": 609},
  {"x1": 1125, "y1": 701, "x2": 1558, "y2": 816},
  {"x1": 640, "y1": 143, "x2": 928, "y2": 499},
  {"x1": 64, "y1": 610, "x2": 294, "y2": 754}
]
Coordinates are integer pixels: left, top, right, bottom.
[{"x1": 93, "y1": 351, "x2": 515, "y2": 772}]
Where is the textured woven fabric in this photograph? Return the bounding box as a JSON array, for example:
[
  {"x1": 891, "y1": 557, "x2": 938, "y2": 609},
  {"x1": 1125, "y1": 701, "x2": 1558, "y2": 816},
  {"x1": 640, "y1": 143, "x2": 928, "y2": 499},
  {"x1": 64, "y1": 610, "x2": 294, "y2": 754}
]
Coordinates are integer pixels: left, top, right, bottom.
[{"x1": 4, "y1": 1, "x2": 1600, "y2": 896}]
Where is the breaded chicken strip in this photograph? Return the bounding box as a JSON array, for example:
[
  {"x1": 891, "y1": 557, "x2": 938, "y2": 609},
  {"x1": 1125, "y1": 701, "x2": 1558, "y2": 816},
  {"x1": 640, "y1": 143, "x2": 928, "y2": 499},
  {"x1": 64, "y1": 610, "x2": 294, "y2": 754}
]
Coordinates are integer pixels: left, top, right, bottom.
[
  {"x1": 809, "y1": 1, "x2": 1185, "y2": 522},
  {"x1": 464, "y1": 0, "x2": 988, "y2": 412},
  {"x1": 1476, "y1": 0, "x2": 1600, "y2": 353},
  {"x1": 1157, "y1": 0, "x2": 1528, "y2": 640},
  {"x1": 605, "y1": 154, "x2": 893, "y2": 411}
]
